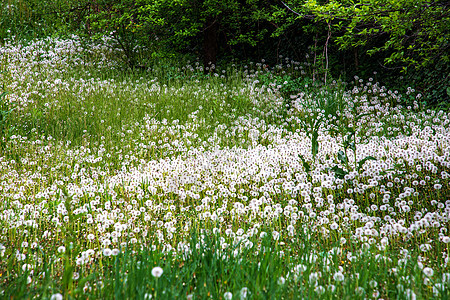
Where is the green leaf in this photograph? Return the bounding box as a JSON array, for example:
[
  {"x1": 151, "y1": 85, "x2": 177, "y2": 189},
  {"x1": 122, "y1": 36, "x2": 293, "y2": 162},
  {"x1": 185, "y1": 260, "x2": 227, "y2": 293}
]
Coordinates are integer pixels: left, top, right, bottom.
[
  {"x1": 379, "y1": 168, "x2": 396, "y2": 176},
  {"x1": 73, "y1": 273, "x2": 96, "y2": 296},
  {"x1": 355, "y1": 112, "x2": 370, "y2": 122},
  {"x1": 331, "y1": 166, "x2": 348, "y2": 179},
  {"x1": 299, "y1": 155, "x2": 311, "y2": 173},
  {"x1": 62, "y1": 264, "x2": 74, "y2": 292},
  {"x1": 311, "y1": 130, "x2": 319, "y2": 159},
  {"x1": 348, "y1": 142, "x2": 355, "y2": 152},
  {"x1": 337, "y1": 150, "x2": 347, "y2": 165},
  {"x1": 357, "y1": 156, "x2": 377, "y2": 172}
]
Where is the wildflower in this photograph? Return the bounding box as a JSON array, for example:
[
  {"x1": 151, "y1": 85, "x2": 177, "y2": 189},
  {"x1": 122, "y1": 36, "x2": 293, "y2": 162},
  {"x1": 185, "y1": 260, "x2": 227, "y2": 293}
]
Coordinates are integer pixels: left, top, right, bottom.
[
  {"x1": 333, "y1": 271, "x2": 344, "y2": 282},
  {"x1": 22, "y1": 264, "x2": 32, "y2": 272},
  {"x1": 405, "y1": 289, "x2": 416, "y2": 300},
  {"x1": 278, "y1": 276, "x2": 286, "y2": 285},
  {"x1": 315, "y1": 285, "x2": 325, "y2": 294},
  {"x1": 309, "y1": 272, "x2": 320, "y2": 284},
  {"x1": 272, "y1": 231, "x2": 280, "y2": 240},
  {"x1": 224, "y1": 291, "x2": 233, "y2": 300},
  {"x1": 419, "y1": 244, "x2": 431, "y2": 252},
  {"x1": 57, "y1": 246, "x2": 66, "y2": 253},
  {"x1": 144, "y1": 293, "x2": 152, "y2": 299},
  {"x1": 355, "y1": 287, "x2": 365, "y2": 296},
  {"x1": 151, "y1": 266, "x2": 163, "y2": 278},
  {"x1": 102, "y1": 248, "x2": 112, "y2": 256},
  {"x1": 423, "y1": 267, "x2": 434, "y2": 277},
  {"x1": 433, "y1": 283, "x2": 442, "y2": 297},
  {"x1": 240, "y1": 287, "x2": 249, "y2": 299},
  {"x1": 50, "y1": 294, "x2": 63, "y2": 300}
]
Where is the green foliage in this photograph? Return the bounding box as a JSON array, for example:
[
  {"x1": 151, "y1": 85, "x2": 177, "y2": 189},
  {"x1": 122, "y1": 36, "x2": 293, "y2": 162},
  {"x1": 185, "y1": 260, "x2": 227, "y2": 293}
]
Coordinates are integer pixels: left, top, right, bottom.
[
  {"x1": 0, "y1": 0, "x2": 85, "y2": 40},
  {"x1": 0, "y1": 90, "x2": 15, "y2": 151},
  {"x1": 283, "y1": 0, "x2": 449, "y2": 70},
  {"x1": 84, "y1": 0, "x2": 276, "y2": 68},
  {"x1": 330, "y1": 126, "x2": 377, "y2": 180},
  {"x1": 3, "y1": 0, "x2": 448, "y2": 103}
]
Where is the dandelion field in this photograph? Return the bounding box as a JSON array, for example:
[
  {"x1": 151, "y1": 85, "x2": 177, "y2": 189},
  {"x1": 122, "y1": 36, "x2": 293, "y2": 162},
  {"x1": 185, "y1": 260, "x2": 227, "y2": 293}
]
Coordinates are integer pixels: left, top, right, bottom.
[{"x1": 0, "y1": 37, "x2": 449, "y2": 299}]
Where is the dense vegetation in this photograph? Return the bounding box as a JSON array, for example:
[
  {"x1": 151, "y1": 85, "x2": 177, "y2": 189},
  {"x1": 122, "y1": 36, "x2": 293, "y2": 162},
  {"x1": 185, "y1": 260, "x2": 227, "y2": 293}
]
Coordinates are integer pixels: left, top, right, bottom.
[
  {"x1": 0, "y1": 1, "x2": 449, "y2": 299},
  {"x1": 1, "y1": 0, "x2": 449, "y2": 105}
]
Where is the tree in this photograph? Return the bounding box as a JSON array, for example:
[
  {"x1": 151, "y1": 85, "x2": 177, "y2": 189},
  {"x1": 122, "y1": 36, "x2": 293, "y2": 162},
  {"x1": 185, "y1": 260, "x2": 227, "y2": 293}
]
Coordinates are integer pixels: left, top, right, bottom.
[
  {"x1": 281, "y1": 0, "x2": 450, "y2": 72},
  {"x1": 86, "y1": 0, "x2": 277, "y2": 69}
]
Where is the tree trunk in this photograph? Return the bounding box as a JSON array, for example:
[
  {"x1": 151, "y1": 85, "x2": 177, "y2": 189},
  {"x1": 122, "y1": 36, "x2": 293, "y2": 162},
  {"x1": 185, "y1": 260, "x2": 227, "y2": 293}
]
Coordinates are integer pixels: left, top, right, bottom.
[{"x1": 203, "y1": 17, "x2": 219, "y2": 72}]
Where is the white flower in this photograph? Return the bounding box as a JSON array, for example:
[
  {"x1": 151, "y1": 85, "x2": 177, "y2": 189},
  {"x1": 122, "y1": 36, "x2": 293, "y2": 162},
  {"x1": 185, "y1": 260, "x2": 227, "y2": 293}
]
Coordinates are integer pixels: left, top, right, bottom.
[
  {"x1": 278, "y1": 276, "x2": 286, "y2": 285},
  {"x1": 423, "y1": 267, "x2": 434, "y2": 277},
  {"x1": 315, "y1": 285, "x2": 325, "y2": 294},
  {"x1": 309, "y1": 272, "x2": 320, "y2": 284},
  {"x1": 355, "y1": 287, "x2": 365, "y2": 296},
  {"x1": 50, "y1": 294, "x2": 63, "y2": 300},
  {"x1": 144, "y1": 293, "x2": 152, "y2": 299},
  {"x1": 57, "y1": 246, "x2": 66, "y2": 253},
  {"x1": 240, "y1": 287, "x2": 249, "y2": 299},
  {"x1": 102, "y1": 248, "x2": 112, "y2": 256},
  {"x1": 333, "y1": 271, "x2": 344, "y2": 282},
  {"x1": 22, "y1": 264, "x2": 32, "y2": 272},
  {"x1": 405, "y1": 289, "x2": 416, "y2": 300},
  {"x1": 272, "y1": 231, "x2": 280, "y2": 241},
  {"x1": 433, "y1": 283, "x2": 442, "y2": 297},
  {"x1": 224, "y1": 291, "x2": 233, "y2": 300},
  {"x1": 151, "y1": 266, "x2": 163, "y2": 278}
]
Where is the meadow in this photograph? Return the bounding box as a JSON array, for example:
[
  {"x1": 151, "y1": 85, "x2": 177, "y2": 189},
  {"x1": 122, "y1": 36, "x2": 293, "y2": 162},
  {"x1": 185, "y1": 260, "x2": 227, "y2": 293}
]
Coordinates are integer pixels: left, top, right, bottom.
[{"x1": 0, "y1": 36, "x2": 449, "y2": 299}]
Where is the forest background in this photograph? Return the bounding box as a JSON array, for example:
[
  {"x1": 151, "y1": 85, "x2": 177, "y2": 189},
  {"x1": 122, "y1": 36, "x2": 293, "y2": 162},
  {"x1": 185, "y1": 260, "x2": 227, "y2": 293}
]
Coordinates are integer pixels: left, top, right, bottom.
[{"x1": 1, "y1": 0, "x2": 449, "y2": 106}]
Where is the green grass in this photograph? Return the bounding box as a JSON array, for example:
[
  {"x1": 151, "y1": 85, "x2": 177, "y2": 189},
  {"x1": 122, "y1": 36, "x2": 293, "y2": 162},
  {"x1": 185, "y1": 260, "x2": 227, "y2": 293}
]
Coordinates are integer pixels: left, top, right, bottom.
[{"x1": 0, "y1": 36, "x2": 449, "y2": 299}]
